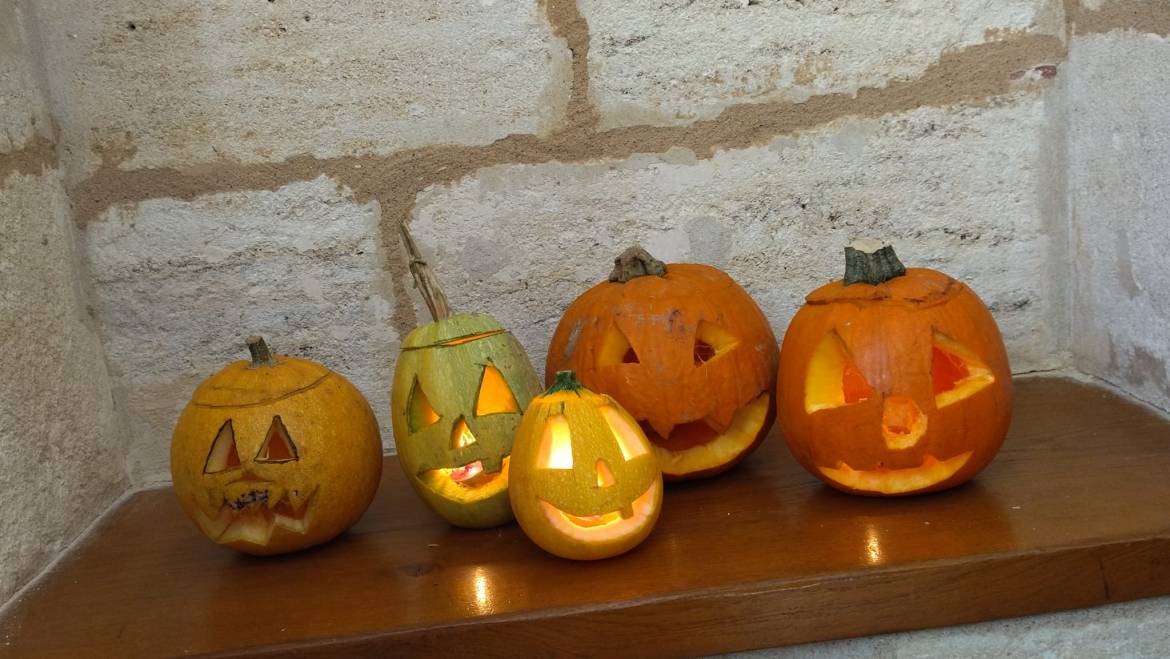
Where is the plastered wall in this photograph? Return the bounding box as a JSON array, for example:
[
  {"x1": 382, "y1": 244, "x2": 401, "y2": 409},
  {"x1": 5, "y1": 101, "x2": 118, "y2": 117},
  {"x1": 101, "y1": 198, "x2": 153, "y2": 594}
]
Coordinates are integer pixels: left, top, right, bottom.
[
  {"x1": 0, "y1": 1, "x2": 127, "y2": 604},
  {"x1": 2, "y1": 0, "x2": 1168, "y2": 615}
]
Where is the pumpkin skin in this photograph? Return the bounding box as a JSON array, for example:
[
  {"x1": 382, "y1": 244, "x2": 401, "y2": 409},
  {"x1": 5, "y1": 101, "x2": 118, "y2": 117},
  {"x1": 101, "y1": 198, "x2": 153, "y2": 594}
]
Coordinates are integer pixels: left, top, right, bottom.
[
  {"x1": 778, "y1": 247, "x2": 1013, "y2": 497},
  {"x1": 510, "y1": 371, "x2": 663, "y2": 560},
  {"x1": 546, "y1": 248, "x2": 777, "y2": 481},
  {"x1": 171, "y1": 340, "x2": 383, "y2": 554},
  {"x1": 392, "y1": 313, "x2": 541, "y2": 528}
]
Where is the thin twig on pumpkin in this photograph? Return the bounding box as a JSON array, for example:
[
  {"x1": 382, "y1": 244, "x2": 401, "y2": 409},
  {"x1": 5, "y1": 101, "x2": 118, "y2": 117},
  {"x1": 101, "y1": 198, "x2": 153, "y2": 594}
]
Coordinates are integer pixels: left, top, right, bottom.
[{"x1": 398, "y1": 222, "x2": 452, "y2": 322}]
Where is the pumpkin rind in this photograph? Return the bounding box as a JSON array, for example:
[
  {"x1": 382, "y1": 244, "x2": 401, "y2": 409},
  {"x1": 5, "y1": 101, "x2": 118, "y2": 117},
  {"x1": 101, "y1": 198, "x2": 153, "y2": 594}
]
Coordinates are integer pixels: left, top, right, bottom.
[
  {"x1": 778, "y1": 255, "x2": 1013, "y2": 497},
  {"x1": 510, "y1": 372, "x2": 664, "y2": 560},
  {"x1": 392, "y1": 313, "x2": 542, "y2": 528},
  {"x1": 171, "y1": 350, "x2": 383, "y2": 555},
  {"x1": 547, "y1": 255, "x2": 778, "y2": 480}
]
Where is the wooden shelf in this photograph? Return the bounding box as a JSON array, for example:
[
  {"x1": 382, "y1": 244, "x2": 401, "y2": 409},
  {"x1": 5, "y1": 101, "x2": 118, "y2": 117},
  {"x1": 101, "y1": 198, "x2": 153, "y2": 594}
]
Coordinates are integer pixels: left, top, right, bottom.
[{"x1": 4, "y1": 377, "x2": 1170, "y2": 658}]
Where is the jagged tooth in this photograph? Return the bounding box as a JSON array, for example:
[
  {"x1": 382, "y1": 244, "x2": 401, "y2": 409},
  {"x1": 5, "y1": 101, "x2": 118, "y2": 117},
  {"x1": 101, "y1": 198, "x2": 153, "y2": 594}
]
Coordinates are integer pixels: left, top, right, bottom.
[
  {"x1": 620, "y1": 503, "x2": 635, "y2": 520},
  {"x1": 286, "y1": 487, "x2": 317, "y2": 514},
  {"x1": 266, "y1": 486, "x2": 285, "y2": 510}
]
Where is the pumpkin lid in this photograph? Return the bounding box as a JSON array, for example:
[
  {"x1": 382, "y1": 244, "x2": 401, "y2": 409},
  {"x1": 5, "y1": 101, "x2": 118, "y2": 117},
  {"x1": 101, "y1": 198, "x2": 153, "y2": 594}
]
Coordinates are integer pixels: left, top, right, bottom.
[
  {"x1": 401, "y1": 313, "x2": 510, "y2": 350},
  {"x1": 190, "y1": 355, "x2": 331, "y2": 408}
]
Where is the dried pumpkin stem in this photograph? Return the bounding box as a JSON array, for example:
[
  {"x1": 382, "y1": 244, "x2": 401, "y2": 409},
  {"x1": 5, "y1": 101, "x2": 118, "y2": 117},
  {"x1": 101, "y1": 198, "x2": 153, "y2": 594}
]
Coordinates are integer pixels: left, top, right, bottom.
[
  {"x1": 398, "y1": 221, "x2": 452, "y2": 322},
  {"x1": 246, "y1": 336, "x2": 277, "y2": 368},
  {"x1": 844, "y1": 240, "x2": 907, "y2": 286},
  {"x1": 609, "y1": 245, "x2": 667, "y2": 283}
]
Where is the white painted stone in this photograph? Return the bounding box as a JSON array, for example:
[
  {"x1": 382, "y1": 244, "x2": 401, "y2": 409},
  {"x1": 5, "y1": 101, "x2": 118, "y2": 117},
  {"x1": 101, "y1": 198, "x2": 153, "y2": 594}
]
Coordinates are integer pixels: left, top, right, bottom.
[
  {"x1": 411, "y1": 94, "x2": 1064, "y2": 378},
  {"x1": 581, "y1": 0, "x2": 1062, "y2": 129},
  {"x1": 1068, "y1": 32, "x2": 1170, "y2": 412},
  {"x1": 0, "y1": 170, "x2": 127, "y2": 604},
  {"x1": 84, "y1": 177, "x2": 400, "y2": 483},
  {"x1": 32, "y1": 0, "x2": 571, "y2": 178}
]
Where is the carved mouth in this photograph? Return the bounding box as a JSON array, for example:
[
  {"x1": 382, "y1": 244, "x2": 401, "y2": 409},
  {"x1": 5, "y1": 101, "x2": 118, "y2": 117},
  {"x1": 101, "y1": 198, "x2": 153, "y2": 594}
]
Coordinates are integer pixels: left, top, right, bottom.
[
  {"x1": 196, "y1": 483, "x2": 317, "y2": 546},
  {"x1": 640, "y1": 393, "x2": 771, "y2": 477},
  {"x1": 539, "y1": 480, "x2": 662, "y2": 541},
  {"x1": 419, "y1": 456, "x2": 510, "y2": 503},
  {"x1": 818, "y1": 452, "x2": 973, "y2": 495}
]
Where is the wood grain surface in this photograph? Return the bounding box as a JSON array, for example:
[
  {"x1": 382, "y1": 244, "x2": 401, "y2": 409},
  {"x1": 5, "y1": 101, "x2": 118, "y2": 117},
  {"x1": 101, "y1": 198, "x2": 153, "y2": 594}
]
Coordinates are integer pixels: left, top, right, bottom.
[{"x1": 2, "y1": 377, "x2": 1169, "y2": 658}]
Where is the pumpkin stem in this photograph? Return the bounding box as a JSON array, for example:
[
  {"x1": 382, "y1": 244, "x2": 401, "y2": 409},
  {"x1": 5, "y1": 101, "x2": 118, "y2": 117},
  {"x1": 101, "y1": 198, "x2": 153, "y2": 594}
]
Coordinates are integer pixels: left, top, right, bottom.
[
  {"x1": 545, "y1": 370, "x2": 585, "y2": 395},
  {"x1": 844, "y1": 239, "x2": 907, "y2": 286},
  {"x1": 246, "y1": 336, "x2": 277, "y2": 368},
  {"x1": 397, "y1": 221, "x2": 452, "y2": 322},
  {"x1": 609, "y1": 245, "x2": 667, "y2": 283}
]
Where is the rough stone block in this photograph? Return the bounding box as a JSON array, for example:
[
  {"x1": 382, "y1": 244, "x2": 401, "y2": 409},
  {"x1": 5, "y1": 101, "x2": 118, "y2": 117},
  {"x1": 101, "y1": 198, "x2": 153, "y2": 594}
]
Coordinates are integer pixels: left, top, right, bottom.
[
  {"x1": 84, "y1": 177, "x2": 400, "y2": 482},
  {"x1": 581, "y1": 0, "x2": 1062, "y2": 128},
  {"x1": 34, "y1": 0, "x2": 570, "y2": 177},
  {"x1": 1069, "y1": 32, "x2": 1170, "y2": 412},
  {"x1": 410, "y1": 93, "x2": 1064, "y2": 377}
]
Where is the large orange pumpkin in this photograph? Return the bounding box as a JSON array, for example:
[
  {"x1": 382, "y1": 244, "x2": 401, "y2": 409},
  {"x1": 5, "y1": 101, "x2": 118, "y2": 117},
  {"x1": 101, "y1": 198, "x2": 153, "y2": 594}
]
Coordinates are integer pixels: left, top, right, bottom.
[
  {"x1": 778, "y1": 242, "x2": 1013, "y2": 496},
  {"x1": 171, "y1": 337, "x2": 383, "y2": 554},
  {"x1": 547, "y1": 247, "x2": 777, "y2": 480}
]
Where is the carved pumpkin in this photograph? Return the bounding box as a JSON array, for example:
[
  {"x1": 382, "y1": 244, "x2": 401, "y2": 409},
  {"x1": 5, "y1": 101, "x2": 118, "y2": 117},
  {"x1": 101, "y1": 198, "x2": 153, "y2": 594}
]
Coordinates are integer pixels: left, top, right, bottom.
[
  {"x1": 171, "y1": 337, "x2": 383, "y2": 554},
  {"x1": 510, "y1": 371, "x2": 663, "y2": 560},
  {"x1": 392, "y1": 313, "x2": 542, "y2": 528},
  {"x1": 546, "y1": 247, "x2": 778, "y2": 481},
  {"x1": 778, "y1": 242, "x2": 1013, "y2": 496}
]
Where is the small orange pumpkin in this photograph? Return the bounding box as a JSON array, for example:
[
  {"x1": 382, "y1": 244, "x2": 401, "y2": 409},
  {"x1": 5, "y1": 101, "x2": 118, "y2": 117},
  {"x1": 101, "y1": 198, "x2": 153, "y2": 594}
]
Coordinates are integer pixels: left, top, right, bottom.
[
  {"x1": 547, "y1": 247, "x2": 777, "y2": 480},
  {"x1": 778, "y1": 241, "x2": 1013, "y2": 496},
  {"x1": 171, "y1": 337, "x2": 383, "y2": 554}
]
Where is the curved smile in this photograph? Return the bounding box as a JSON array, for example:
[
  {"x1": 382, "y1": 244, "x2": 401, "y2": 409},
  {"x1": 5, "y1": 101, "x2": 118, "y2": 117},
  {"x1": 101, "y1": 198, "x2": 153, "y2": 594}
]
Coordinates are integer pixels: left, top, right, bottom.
[
  {"x1": 419, "y1": 456, "x2": 510, "y2": 503},
  {"x1": 818, "y1": 452, "x2": 973, "y2": 495},
  {"x1": 539, "y1": 480, "x2": 662, "y2": 541}
]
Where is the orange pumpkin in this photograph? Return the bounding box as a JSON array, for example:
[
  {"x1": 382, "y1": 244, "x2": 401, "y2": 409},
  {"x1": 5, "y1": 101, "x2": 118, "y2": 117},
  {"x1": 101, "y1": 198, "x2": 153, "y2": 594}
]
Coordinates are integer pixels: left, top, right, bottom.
[
  {"x1": 547, "y1": 247, "x2": 777, "y2": 480},
  {"x1": 778, "y1": 241, "x2": 1013, "y2": 496}
]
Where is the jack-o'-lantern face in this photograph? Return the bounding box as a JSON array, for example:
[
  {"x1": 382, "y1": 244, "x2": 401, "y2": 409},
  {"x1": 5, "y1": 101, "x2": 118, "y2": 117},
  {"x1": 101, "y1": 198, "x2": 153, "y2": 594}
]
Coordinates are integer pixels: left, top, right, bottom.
[
  {"x1": 778, "y1": 245, "x2": 1013, "y2": 496},
  {"x1": 392, "y1": 314, "x2": 542, "y2": 528},
  {"x1": 547, "y1": 248, "x2": 778, "y2": 481},
  {"x1": 510, "y1": 372, "x2": 663, "y2": 560},
  {"x1": 172, "y1": 338, "x2": 383, "y2": 555}
]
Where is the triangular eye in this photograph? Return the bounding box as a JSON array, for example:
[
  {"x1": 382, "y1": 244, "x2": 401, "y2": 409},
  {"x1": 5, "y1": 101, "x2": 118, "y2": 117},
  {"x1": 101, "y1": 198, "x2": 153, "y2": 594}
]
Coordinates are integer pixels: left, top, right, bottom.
[
  {"x1": 475, "y1": 362, "x2": 520, "y2": 416},
  {"x1": 596, "y1": 323, "x2": 639, "y2": 366},
  {"x1": 933, "y1": 332, "x2": 995, "y2": 408},
  {"x1": 408, "y1": 377, "x2": 440, "y2": 432},
  {"x1": 204, "y1": 420, "x2": 241, "y2": 474},
  {"x1": 537, "y1": 415, "x2": 574, "y2": 469},
  {"x1": 256, "y1": 416, "x2": 299, "y2": 463},
  {"x1": 694, "y1": 320, "x2": 739, "y2": 366},
  {"x1": 805, "y1": 331, "x2": 875, "y2": 413}
]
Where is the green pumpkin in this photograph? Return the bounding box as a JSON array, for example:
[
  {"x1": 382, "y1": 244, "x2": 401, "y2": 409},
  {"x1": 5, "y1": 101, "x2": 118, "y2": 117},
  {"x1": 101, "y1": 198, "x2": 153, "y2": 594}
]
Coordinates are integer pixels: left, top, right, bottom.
[{"x1": 391, "y1": 313, "x2": 541, "y2": 528}]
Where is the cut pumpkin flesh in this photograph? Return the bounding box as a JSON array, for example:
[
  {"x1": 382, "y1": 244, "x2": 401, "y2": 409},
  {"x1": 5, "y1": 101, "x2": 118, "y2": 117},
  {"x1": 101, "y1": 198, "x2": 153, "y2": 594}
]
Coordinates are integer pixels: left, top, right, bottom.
[
  {"x1": 818, "y1": 451, "x2": 972, "y2": 495},
  {"x1": 419, "y1": 457, "x2": 510, "y2": 503},
  {"x1": 647, "y1": 393, "x2": 770, "y2": 477}
]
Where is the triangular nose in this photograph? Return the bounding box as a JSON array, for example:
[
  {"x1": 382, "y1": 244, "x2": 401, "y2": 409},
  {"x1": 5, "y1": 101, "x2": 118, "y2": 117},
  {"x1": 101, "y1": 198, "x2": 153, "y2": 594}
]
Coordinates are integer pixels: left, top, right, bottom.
[
  {"x1": 450, "y1": 416, "x2": 478, "y2": 450},
  {"x1": 596, "y1": 459, "x2": 616, "y2": 487}
]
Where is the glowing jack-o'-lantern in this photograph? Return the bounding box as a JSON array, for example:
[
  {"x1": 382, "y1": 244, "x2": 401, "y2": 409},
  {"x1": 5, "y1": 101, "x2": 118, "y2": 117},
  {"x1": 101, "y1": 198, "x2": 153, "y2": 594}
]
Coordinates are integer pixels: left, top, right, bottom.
[
  {"x1": 778, "y1": 242, "x2": 1013, "y2": 496},
  {"x1": 392, "y1": 313, "x2": 542, "y2": 528},
  {"x1": 390, "y1": 221, "x2": 541, "y2": 528},
  {"x1": 510, "y1": 371, "x2": 663, "y2": 560},
  {"x1": 171, "y1": 337, "x2": 383, "y2": 554},
  {"x1": 547, "y1": 247, "x2": 778, "y2": 481}
]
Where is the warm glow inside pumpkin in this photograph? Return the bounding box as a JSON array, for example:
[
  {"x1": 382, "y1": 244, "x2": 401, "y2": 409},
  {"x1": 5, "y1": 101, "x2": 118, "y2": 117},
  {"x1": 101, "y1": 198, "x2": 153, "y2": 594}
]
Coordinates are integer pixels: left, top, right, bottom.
[
  {"x1": 510, "y1": 371, "x2": 663, "y2": 560},
  {"x1": 546, "y1": 247, "x2": 778, "y2": 480},
  {"x1": 778, "y1": 242, "x2": 1013, "y2": 496},
  {"x1": 392, "y1": 313, "x2": 541, "y2": 528},
  {"x1": 171, "y1": 337, "x2": 383, "y2": 554}
]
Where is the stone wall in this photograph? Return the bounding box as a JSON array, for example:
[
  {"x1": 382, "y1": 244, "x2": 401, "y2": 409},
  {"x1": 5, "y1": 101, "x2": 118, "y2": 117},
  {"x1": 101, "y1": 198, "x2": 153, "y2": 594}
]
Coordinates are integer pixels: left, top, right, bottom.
[
  {"x1": 0, "y1": 0, "x2": 128, "y2": 604},
  {"x1": 1067, "y1": 18, "x2": 1170, "y2": 412},
  {"x1": 37, "y1": 0, "x2": 1083, "y2": 484}
]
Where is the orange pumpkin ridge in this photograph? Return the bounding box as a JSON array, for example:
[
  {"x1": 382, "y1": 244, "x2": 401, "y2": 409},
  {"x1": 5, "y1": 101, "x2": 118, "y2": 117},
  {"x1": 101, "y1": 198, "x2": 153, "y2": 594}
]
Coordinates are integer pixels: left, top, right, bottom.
[
  {"x1": 777, "y1": 242, "x2": 1013, "y2": 497},
  {"x1": 547, "y1": 246, "x2": 778, "y2": 480}
]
